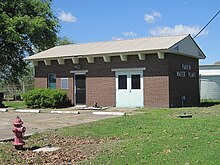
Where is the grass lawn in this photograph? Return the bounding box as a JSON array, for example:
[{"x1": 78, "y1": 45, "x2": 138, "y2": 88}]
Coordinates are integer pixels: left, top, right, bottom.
[
  {"x1": 1, "y1": 105, "x2": 220, "y2": 164},
  {"x1": 2, "y1": 101, "x2": 27, "y2": 109}
]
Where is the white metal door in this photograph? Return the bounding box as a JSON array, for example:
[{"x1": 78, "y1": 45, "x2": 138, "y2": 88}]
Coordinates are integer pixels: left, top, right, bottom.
[
  {"x1": 129, "y1": 71, "x2": 144, "y2": 107},
  {"x1": 116, "y1": 70, "x2": 143, "y2": 107}
]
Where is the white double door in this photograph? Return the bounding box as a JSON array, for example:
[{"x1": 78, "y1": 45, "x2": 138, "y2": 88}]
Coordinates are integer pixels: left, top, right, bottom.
[{"x1": 116, "y1": 70, "x2": 144, "y2": 107}]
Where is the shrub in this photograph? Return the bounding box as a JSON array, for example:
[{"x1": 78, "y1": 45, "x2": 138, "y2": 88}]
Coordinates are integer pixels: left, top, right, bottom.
[{"x1": 22, "y1": 88, "x2": 71, "y2": 108}]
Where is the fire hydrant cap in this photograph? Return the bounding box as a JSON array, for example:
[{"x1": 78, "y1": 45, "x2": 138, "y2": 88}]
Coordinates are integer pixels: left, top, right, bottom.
[{"x1": 13, "y1": 116, "x2": 23, "y2": 125}]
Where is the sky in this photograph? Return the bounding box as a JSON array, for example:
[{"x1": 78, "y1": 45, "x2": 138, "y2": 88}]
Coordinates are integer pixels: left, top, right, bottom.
[{"x1": 52, "y1": 0, "x2": 220, "y2": 65}]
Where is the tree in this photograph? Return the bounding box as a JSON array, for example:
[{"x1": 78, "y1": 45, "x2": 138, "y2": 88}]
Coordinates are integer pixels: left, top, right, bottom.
[
  {"x1": 0, "y1": 0, "x2": 59, "y2": 84},
  {"x1": 56, "y1": 36, "x2": 74, "y2": 45},
  {"x1": 20, "y1": 63, "x2": 35, "y2": 93}
]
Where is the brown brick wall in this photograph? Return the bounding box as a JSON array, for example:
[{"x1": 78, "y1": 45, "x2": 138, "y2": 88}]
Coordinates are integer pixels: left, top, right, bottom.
[
  {"x1": 83, "y1": 55, "x2": 169, "y2": 107},
  {"x1": 144, "y1": 76, "x2": 169, "y2": 107},
  {"x1": 34, "y1": 53, "x2": 199, "y2": 108},
  {"x1": 35, "y1": 77, "x2": 47, "y2": 88},
  {"x1": 167, "y1": 54, "x2": 199, "y2": 107},
  {"x1": 56, "y1": 78, "x2": 61, "y2": 89},
  {"x1": 86, "y1": 77, "x2": 115, "y2": 106},
  {"x1": 35, "y1": 54, "x2": 169, "y2": 107},
  {"x1": 68, "y1": 77, "x2": 74, "y2": 103}
]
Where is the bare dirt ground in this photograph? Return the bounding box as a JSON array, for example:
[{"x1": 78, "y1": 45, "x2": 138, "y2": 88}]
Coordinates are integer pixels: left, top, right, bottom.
[{"x1": 2, "y1": 132, "x2": 110, "y2": 165}]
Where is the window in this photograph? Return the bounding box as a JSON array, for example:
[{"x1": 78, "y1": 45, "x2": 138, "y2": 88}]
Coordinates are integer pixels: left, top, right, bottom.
[
  {"x1": 118, "y1": 75, "x2": 127, "y2": 89},
  {"x1": 48, "y1": 74, "x2": 56, "y2": 89},
  {"x1": 131, "y1": 74, "x2": 140, "y2": 89},
  {"x1": 61, "y1": 78, "x2": 68, "y2": 89}
]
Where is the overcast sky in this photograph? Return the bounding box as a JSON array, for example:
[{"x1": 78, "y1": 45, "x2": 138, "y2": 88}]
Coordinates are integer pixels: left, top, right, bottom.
[{"x1": 52, "y1": 0, "x2": 220, "y2": 64}]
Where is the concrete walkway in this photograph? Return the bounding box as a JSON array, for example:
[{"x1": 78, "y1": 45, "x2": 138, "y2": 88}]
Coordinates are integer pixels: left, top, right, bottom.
[{"x1": 0, "y1": 107, "x2": 137, "y2": 141}]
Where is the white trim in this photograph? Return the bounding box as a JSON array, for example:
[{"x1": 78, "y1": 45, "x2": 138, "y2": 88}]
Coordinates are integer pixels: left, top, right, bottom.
[
  {"x1": 103, "y1": 56, "x2": 111, "y2": 62},
  {"x1": 87, "y1": 57, "x2": 94, "y2": 63},
  {"x1": 72, "y1": 58, "x2": 79, "y2": 64},
  {"x1": 57, "y1": 59, "x2": 65, "y2": 65},
  {"x1": 157, "y1": 52, "x2": 165, "y2": 59},
  {"x1": 111, "y1": 67, "x2": 146, "y2": 72},
  {"x1": 120, "y1": 54, "x2": 127, "y2": 61},
  {"x1": 70, "y1": 70, "x2": 88, "y2": 74},
  {"x1": 138, "y1": 53, "x2": 145, "y2": 60},
  {"x1": 44, "y1": 60, "x2": 51, "y2": 65}
]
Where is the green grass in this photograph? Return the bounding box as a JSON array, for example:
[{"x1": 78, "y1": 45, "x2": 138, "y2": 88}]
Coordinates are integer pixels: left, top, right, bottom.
[
  {"x1": 201, "y1": 99, "x2": 220, "y2": 103},
  {"x1": 57, "y1": 107, "x2": 220, "y2": 164},
  {"x1": 3, "y1": 101, "x2": 27, "y2": 109},
  {"x1": 0, "y1": 105, "x2": 220, "y2": 164}
]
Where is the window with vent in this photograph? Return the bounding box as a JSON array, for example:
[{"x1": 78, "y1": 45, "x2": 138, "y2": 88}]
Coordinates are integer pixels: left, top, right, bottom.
[{"x1": 61, "y1": 78, "x2": 68, "y2": 89}]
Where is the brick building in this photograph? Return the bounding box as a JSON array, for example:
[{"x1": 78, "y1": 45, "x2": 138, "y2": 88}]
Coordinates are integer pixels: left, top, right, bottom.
[{"x1": 26, "y1": 34, "x2": 205, "y2": 108}]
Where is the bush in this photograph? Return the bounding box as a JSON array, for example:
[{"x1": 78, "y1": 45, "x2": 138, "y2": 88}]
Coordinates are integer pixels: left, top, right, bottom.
[{"x1": 22, "y1": 88, "x2": 71, "y2": 108}]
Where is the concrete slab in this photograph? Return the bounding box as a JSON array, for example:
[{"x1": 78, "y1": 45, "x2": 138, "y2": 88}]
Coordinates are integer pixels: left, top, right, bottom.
[
  {"x1": 50, "y1": 110, "x2": 80, "y2": 114},
  {"x1": 15, "y1": 109, "x2": 41, "y2": 113},
  {"x1": 92, "y1": 111, "x2": 126, "y2": 116},
  {"x1": 0, "y1": 110, "x2": 126, "y2": 141},
  {"x1": 0, "y1": 108, "x2": 8, "y2": 112},
  {"x1": 77, "y1": 107, "x2": 108, "y2": 110},
  {"x1": 33, "y1": 146, "x2": 60, "y2": 152}
]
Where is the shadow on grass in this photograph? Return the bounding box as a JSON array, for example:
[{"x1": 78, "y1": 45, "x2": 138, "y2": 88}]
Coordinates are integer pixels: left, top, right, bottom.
[
  {"x1": 20, "y1": 145, "x2": 41, "y2": 151},
  {"x1": 200, "y1": 100, "x2": 220, "y2": 107}
]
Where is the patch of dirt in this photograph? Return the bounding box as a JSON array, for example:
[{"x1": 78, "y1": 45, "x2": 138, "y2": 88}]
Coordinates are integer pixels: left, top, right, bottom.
[{"x1": 4, "y1": 134, "x2": 107, "y2": 164}]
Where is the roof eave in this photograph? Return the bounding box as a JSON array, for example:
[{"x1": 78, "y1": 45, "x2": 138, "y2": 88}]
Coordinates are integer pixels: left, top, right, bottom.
[{"x1": 25, "y1": 49, "x2": 170, "y2": 61}]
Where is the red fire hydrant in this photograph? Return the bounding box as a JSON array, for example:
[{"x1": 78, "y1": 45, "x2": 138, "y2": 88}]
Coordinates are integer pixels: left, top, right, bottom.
[{"x1": 12, "y1": 116, "x2": 26, "y2": 150}]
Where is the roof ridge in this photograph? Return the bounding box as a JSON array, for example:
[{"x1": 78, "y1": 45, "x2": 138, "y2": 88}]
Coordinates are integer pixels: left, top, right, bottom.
[{"x1": 55, "y1": 34, "x2": 189, "y2": 47}]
